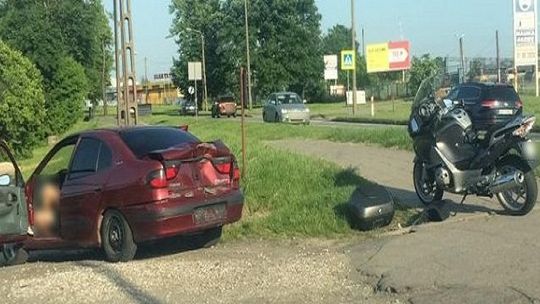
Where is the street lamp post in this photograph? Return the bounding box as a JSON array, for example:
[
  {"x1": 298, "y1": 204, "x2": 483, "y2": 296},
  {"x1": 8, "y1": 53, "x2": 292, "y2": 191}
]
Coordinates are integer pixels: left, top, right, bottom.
[{"x1": 187, "y1": 28, "x2": 208, "y2": 112}]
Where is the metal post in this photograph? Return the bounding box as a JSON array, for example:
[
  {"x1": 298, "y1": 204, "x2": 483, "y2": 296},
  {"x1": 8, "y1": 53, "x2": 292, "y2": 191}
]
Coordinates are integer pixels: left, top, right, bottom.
[
  {"x1": 194, "y1": 79, "x2": 198, "y2": 119},
  {"x1": 113, "y1": 0, "x2": 121, "y2": 121},
  {"x1": 102, "y1": 40, "x2": 108, "y2": 116},
  {"x1": 351, "y1": 0, "x2": 357, "y2": 115},
  {"x1": 201, "y1": 34, "x2": 208, "y2": 112},
  {"x1": 244, "y1": 0, "x2": 253, "y2": 110},
  {"x1": 361, "y1": 27, "x2": 365, "y2": 57}
]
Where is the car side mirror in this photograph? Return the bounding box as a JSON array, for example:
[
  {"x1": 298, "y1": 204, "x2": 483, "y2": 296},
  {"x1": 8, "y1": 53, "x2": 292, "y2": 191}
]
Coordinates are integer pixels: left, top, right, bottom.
[{"x1": 0, "y1": 174, "x2": 11, "y2": 186}]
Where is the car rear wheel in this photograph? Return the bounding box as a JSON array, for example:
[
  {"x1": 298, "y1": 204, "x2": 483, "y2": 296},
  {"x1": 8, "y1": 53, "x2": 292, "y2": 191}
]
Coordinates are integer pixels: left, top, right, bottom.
[{"x1": 101, "y1": 210, "x2": 137, "y2": 262}]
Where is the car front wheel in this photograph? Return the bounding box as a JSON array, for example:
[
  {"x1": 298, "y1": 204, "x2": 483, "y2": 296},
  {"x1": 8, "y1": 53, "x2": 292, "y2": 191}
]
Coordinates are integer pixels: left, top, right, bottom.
[{"x1": 101, "y1": 210, "x2": 137, "y2": 262}]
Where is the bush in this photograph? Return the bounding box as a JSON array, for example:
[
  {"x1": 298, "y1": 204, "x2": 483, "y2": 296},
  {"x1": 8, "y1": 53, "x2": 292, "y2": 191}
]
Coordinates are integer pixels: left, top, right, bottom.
[
  {"x1": 0, "y1": 41, "x2": 46, "y2": 157},
  {"x1": 45, "y1": 56, "x2": 89, "y2": 135}
]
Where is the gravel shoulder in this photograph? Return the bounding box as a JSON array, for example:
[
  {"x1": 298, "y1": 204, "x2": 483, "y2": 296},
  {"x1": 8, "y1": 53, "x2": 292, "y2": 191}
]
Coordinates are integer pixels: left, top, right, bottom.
[{"x1": 0, "y1": 238, "x2": 404, "y2": 304}]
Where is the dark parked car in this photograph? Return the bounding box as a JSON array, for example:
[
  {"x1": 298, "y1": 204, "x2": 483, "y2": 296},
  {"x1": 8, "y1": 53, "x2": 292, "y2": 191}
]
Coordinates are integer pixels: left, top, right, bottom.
[
  {"x1": 180, "y1": 100, "x2": 197, "y2": 116},
  {"x1": 0, "y1": 127, "x2": 243, "y2": 265},
  {"x1": 446, "y1": 83, "x2": 523, "y2": 131}
]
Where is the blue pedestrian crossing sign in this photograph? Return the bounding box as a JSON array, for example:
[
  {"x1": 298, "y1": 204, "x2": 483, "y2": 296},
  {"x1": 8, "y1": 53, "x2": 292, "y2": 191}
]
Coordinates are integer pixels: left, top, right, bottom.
[{"x1": 341, "y1": 50, "x2": 356, "y2": 70}]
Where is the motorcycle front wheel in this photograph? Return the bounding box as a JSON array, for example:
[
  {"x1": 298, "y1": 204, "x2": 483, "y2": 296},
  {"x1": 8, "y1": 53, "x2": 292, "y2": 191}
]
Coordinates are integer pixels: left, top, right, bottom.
[
  {"x1": 496, "y1": 156, "x2": 538, "y2": 216},
  {"x1": 413, "y1": 161, "x2": 444, "y2": 205}
]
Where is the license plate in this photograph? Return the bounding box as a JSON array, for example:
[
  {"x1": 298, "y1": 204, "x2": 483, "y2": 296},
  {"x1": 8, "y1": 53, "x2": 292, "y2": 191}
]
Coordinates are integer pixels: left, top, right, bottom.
[
  {"x1": 193, "y1": 204, "x2": 226, "y2": 225},
  {"x1": 498, "y1": 109, "x2": 514, "y2": 115}
]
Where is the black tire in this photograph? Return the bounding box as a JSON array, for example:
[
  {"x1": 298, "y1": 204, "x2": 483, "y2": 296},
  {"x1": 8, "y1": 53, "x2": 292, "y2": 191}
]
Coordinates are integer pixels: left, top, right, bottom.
[
  {"x1": 413, "y1": 161, "x2": 443, "y2": 205},
  {"x1": 192, "y1": 227, "x2": 222, "y2": 249},
  {"x1": 232, "y1": 113, "x2": 237, "y2": 118},
  {"x1": 275, "y1": 114, "x2": 279, "y2": 123},
  {"x1": 262, "y1": 112, "x2": 266, "y2": 122},
  {"x1": 496, "y1": 156, "x2": 538, "y2": 216},
  {"x1": 101, "y1": 210, "x2": 137, "y2": 262}
]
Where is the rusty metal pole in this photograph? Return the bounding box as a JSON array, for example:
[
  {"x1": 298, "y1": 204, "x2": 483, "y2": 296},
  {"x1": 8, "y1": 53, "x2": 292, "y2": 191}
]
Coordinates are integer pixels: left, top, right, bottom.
[{"x1": 240, "y1": 68, "x2": 247, "y2": 179}]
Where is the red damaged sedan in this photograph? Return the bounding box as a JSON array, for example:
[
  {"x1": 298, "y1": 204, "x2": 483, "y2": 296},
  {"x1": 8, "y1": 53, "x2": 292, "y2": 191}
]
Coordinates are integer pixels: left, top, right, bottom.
[{"x1": 0, "y1": 126, "x2": 243, "y2": 264}]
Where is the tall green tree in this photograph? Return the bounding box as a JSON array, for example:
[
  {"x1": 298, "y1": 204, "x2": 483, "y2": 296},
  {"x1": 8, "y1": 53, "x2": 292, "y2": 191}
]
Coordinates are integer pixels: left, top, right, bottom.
[
  {"x1": 408, "y1": 55, "x2": 445, "y2": 95},
  {"x1": 0, "y1": 41, "x2": 46, "y2": 156},
  {"x1": 170, "y1": 0, "x2": 326, "y2": 102},
  {"x1": 0, "y1": 0, "x2": 112, "y2": 134}
]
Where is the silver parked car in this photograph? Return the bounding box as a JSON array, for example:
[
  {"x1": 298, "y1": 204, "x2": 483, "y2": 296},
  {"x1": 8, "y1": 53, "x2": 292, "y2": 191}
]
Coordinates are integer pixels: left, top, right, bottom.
[{"x1": 262, "y1": 92, "x2": 310, "y2": 124}]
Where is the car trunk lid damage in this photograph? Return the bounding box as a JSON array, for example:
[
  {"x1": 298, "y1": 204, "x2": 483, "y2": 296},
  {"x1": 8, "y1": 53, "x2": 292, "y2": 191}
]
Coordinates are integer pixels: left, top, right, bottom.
[{"x1": 145, "y1": 140, "x2": 240, "y2": 199}]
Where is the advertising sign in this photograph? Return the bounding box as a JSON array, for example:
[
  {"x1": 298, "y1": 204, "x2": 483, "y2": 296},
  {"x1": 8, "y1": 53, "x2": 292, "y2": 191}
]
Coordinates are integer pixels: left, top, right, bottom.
[
  {"x1": 341, "y1": 50, "x2": 356, "y2": 70},
  {"x1": 324, "y1": 55, "x2": 338, "y2": 80},
  {"x1": 366, "y1": 41, "x2": 411, "y2": 73},
  {"x1": 514, "y1": 0, "x2": 538, "y2": 67}
]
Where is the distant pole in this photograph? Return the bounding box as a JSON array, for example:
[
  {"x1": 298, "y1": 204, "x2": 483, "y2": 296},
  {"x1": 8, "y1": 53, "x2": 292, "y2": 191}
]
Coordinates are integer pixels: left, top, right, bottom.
[
  {"x1": 351, "y1": 0, "x2": 357, "y2": 115},
  {"x1": 144, "y1": 56, "x2": 149, "y2": 103},
  {"x1": 244, "y1": 0, "x2": 253, "y2": 110},
  {"x1": 496, "y1": 30, "x2": 501, "y2": 83},
  {"x1": 102, "y1": 40, "x2": 108, "y2": 116},
  {"x1": 459, "y1": 36, "x2": 465, "y2": 83}
]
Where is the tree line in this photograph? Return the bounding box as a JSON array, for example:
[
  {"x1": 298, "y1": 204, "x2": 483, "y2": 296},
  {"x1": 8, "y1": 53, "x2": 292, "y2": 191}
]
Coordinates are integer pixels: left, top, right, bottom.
[
  {"x1": 169, "y1": 0, "x2": 443, "y2": 103},
  {"x1": 0, "y1": 0, "x2": 112, "y2": 155}
]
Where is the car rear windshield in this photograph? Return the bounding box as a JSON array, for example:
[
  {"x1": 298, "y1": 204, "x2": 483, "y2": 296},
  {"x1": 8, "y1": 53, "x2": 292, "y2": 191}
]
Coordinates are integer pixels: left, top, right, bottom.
[
  {"x1": 120, "y1": 128, "x2": 200, "y2": 158},
  {"x1": 486, "y1": 87, "x2": 519, "y2": 102},
  {"x1": 219, "y1": 97, "x2": 235, "y2": 103}
]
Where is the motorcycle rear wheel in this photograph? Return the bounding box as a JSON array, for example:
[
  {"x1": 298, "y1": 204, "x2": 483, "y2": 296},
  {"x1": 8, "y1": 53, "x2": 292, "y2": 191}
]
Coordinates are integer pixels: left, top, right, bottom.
[
  {"x1": 413, "y1": 161, "x2": 444, "y2": 205},
  {"x1": 496, "y1": 156, "x2": 538, "y2": 216}
]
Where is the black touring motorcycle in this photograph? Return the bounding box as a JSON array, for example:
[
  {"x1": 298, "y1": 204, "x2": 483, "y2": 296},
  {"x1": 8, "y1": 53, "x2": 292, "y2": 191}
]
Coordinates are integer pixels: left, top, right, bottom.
[{"x1": 409, "y1": 75, "x2": 538, "y2": 215}]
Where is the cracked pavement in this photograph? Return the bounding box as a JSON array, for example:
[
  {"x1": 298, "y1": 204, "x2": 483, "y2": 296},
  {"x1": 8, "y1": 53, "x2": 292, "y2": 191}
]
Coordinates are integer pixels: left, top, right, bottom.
[{"x1": 272, "y1": 139, "x2": 540, "y2": 304}]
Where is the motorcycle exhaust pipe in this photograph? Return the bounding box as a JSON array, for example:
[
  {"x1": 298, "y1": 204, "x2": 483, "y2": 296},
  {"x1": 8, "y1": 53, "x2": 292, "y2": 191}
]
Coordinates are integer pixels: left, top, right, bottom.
[{"x1": 490, "y1": 171, "x2": 525, "y2": 194}]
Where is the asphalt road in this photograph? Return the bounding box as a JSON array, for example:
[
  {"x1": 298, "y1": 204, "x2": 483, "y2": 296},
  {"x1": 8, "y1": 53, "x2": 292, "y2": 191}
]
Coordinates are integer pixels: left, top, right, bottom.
[{"x1": 271, "y1": 139, "x2": 540, "y2": 304}]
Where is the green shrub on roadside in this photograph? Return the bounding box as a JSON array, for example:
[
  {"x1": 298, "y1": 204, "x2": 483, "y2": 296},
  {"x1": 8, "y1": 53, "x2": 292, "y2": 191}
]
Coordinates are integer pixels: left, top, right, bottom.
[
  {"x1": 45, "y1": 56, "x2": 89, "y2": 135},
  {"x1": 0, "y1": 41, "x2": 46, "y2": 157}
]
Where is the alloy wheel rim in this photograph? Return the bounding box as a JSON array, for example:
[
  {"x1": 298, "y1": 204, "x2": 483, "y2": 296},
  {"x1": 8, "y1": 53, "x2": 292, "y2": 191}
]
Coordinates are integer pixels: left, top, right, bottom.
[{"x1": 498, "y1": 166, "x2": 527, "y2": 211}]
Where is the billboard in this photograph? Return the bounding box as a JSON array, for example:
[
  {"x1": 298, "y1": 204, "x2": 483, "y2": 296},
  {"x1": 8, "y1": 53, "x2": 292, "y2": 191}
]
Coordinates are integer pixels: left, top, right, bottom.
[
  {"x1": 366, "y1": 40, "x2": 411, "y2": 73},
  {"x1": 324, "y1": 55, "x2": 338, "y2": 80},
  {"x1": 514, "y1": 0, "x2": 538, "y2": 67},
  {"x1": 341, "y1": 50, "x2": 356, "y2": 70}
]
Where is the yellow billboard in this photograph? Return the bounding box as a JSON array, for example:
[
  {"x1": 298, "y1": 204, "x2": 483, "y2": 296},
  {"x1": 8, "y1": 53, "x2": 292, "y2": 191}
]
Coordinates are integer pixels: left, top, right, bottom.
[{"x1": 366, "y1": 43, "x2": 389, "y2": 73}]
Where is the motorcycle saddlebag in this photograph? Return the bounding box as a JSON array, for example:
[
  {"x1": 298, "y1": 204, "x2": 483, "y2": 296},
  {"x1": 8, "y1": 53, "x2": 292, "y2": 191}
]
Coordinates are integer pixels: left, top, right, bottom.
[{"x1": 348, "y1": 183, "x2": 395, "y2": 231}]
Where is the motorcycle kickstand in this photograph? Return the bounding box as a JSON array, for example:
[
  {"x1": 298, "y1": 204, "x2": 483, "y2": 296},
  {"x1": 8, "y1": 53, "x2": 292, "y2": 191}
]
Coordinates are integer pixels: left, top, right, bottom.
[{"x1": 451, "y1": 194, "x2": 468, "y2": 217}]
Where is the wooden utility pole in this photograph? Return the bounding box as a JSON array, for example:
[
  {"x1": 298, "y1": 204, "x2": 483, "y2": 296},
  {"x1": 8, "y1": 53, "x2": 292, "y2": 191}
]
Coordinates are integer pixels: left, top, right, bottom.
[
  {"x1": 496, "y1": 30, "x2": 501, "y2": 83},
  {"x1": 102, "y1": 40, "x2": 108, "y2": 116},
  {"x1": 351, "y1": 0, "x2": 357, "y2": 115},
  {"x1": 240, "y1": 68, "x2": 248, "y2": 178},
  {"x1": 113, "y1": 0, "x2": 139, "y2": 126}
]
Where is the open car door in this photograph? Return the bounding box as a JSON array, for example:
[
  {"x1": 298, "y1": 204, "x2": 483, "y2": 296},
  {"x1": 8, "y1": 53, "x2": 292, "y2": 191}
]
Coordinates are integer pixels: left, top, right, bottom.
[{"x1": 0, "y1": 140, "x2": 29, "y2": 250}]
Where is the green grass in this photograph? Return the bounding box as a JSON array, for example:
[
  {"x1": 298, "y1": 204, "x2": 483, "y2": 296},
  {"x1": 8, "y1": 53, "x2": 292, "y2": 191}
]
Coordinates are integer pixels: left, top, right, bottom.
[{"x1": 17, "y1": 110, "x2": 414, "y2": 240}]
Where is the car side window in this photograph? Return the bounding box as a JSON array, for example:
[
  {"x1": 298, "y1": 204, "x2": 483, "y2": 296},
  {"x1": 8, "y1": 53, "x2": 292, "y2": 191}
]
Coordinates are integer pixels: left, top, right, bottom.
[
  {"x1": 39, "y1": 143, "x2": 77, "y2": 178},
  {"x1": 97, "y1": 142, "x2": 113, "y2": 172},
  {"x1": 69, "y1": 138, "x2": 101, "y2": 179},
  {"x1": 268, "y1": 95, "x2": 276, "y2": 105}
]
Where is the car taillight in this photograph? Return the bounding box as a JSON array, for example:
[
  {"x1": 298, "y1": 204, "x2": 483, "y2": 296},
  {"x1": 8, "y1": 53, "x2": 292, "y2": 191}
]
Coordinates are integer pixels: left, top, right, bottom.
[
  {"x1": 165, "y1": 166, "x2": 179, "y2": 180},
  {"x1": 233, "y1": 166, "x2": 241, "y2": 180},
  {"x1": 481, "y1": 99, "x2": 498, "y2": 109},
  {"x1": 147, "y1": 169, "x2": 168, "y2": 188},
  {"x1": 212, "y1": 157, "x2": 233, "y2": 174},
  {"x1": 516, "y1": 100, "x2": 523, "y2": 108}
]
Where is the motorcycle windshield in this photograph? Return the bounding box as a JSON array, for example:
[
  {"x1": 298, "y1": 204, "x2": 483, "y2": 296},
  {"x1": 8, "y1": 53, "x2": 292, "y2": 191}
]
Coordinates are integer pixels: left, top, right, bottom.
[{"x1": 412, "y1": 74, "x2": 448, "y2": 113}]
